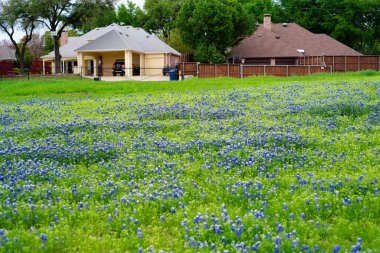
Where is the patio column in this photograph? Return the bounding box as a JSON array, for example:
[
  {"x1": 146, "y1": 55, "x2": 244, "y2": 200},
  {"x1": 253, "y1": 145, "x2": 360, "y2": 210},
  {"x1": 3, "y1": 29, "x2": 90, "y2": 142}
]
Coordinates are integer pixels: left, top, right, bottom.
[
  {"x1": 93, "y1": 58, "x2": 97, "y2": 77},
  {"x1": 62, "y1": 60, "x2": 65, "y2": 73},
  {"x1": 42, "y1": 60, "x2": 46, "y2": 75},
  {"x1": 140, "y1": 54, "x2": 145, "y2": 76},
  {"x1": 125, "y1": 50, "x2": 132, "y2": 77},
  {"x1": 78, "y1": 52, "x2": 85, "y2": 76}
]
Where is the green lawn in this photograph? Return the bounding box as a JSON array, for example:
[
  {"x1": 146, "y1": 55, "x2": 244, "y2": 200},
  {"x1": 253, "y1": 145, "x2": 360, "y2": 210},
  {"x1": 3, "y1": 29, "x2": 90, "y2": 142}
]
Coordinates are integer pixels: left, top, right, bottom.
[
  {"x1": 0, "y1": 72, "x2": 379, "y2": 252},
  {"x1": 1, "y1": 71, "x2": 380, "y2": 101}
]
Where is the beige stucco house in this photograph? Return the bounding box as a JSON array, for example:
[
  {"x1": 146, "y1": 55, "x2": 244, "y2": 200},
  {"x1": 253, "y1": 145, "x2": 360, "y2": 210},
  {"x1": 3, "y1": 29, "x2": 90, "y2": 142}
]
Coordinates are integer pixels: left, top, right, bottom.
[{"x1": 41, "y1": 24, "x2": 181, "y2": 77}]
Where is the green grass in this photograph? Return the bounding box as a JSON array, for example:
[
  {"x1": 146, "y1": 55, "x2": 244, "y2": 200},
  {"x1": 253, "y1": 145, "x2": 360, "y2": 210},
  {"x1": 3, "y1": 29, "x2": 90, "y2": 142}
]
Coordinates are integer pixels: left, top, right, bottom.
[
  {"x1": 1, "y1": 71, "x2": 380, "y2": 101},
  {"x1": 0, "y1": 71, "x2": 379, "y2": 252}
]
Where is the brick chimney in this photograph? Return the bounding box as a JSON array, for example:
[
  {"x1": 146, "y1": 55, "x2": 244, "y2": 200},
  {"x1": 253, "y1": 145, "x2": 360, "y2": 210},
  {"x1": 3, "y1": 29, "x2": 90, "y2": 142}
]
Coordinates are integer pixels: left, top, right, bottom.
[
  {"x1": 60, "y1": 31, "x2": 69, "y2": 46},
  {"x1": 263, "y1": 14, "x2": 272, "y2": 31}
]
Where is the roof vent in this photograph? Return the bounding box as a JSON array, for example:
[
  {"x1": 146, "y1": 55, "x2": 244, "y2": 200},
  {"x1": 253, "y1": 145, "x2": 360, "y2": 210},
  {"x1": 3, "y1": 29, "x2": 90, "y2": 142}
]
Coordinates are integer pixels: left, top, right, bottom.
[
  {"x1": 282, "y1": 23, "x2": 288, "y2": 27},
  {"x1": 297, "y1": 49, "x2": 305, "y2": 54},
  {"x1": 146, "y1": 35, "x2": 149, "y2": 38},
  {"x1": 125, "y1": 34, "x2": 129, "y2": 37},
  {"x1": 275, "y1": 35, "x2": 280, "y2": 39}
]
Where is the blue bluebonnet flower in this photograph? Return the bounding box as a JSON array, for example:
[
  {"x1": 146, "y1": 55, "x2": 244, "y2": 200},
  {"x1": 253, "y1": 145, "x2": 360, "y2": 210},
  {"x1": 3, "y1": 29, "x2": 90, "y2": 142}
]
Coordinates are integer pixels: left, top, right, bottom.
[{"x1": 40, "y1": 234, "x2": 47, "y2": 243}]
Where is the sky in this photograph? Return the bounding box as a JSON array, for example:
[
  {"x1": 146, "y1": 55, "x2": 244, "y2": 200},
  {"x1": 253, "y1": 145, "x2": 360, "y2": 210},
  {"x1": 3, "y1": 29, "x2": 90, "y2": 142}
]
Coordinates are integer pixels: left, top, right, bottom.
[{"x1": 0, "y1": 0, "x2": 145, "y2": 42}]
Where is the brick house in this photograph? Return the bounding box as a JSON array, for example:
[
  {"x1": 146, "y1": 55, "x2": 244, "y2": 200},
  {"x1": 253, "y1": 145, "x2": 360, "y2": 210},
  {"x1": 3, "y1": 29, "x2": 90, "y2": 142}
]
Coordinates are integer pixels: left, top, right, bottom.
[{"x1": 229, "y1": 14, "x2": 362, "y2": 65}]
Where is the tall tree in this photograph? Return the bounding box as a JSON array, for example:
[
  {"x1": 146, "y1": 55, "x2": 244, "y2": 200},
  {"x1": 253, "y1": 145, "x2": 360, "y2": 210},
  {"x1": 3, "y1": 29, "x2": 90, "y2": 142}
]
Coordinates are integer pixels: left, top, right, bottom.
[
  {"x1": 243, "y1": 0, "x2": 283, "y2": 24},
  {"x1": 177, "y1": 0, "x2": 254, "y2": 63},
  {"x1": 321, "y1": 0, "x2": 380, "y2": 54},
  {"x1": 117, "y1": 1, "x2": 146, "y2": 27},
  {"x1": 76, "y1": 0, "x2": 117, "y2": 32},
  {"x1": 143, "y1": 0, "x2": 181, "y2": 40},
  {"x1": 33, "y1": 0, "x2": 117, "y2": 73},
  {"x1": 279, "y1": 0, "x2": 326, "y2": 33},
  {"x1": 0, "y1": 0, "x2": 38, "y2": 74},
  {"x1": 278, "y1": 0, "x2": 380, "y2": 54},
  {"x1": 28, "y1": 33, "x2": 44, "y2": 59}
]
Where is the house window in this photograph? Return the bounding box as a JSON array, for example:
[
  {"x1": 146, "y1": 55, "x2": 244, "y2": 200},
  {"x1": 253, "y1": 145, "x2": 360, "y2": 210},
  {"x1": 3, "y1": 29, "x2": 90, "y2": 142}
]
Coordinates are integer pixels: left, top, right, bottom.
[{"x1": 74, "y1": 61, "x2": 78, "y2": 66}]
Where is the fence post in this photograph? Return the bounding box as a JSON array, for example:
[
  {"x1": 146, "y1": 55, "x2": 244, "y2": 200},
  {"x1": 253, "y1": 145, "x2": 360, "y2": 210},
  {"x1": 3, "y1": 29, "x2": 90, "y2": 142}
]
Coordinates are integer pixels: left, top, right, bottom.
[
  {"x1": 264, "y1": 65, "x2": 267, "y2": 76},
  {"x1": 345, "y1": 56, "x2": 347, "y2": 72},
  {"x1": 332, "y1": 56, "x2": 335, "y2": 73},
  {"x1": 286, "y1": 65, "x2": 289, "y2": 77},
  {"x1": 182, "y1": 62, "x2": 185, "y2": 80},
  {"x1": 196, "y1": 62, "x2": 200, "y2": 78},
  {"x1": 378, "y1": 56, "x2": 380, "y2": 71},
  {"x1": 240, "y1": 64, "x2": 243, "y2": 79},
  {"x1": 308, "y1": 65, "x2": 311, "y2": 75},
  {"x1": 215, "y1": 64, "x2": 217, "y2": 78},
  {"x1": 358, "y1": 56, "x2": 360, "y2": 71},
  {"x1": 227, "y1": 64, "x2": 230, "y2": 78}
]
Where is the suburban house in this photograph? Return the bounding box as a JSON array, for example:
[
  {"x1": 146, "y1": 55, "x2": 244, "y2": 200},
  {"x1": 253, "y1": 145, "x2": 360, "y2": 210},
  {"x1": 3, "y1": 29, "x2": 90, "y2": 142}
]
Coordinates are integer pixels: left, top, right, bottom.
[
  {"x1": 0, "y1": 45, "x2": 16, "y2": 76},
  {"x1": 230, "y1": 14, "x2": 362, "y2": 65},
  {"x1": 0, "y1": 45, "x2": 16, "y2": 63},
  {"x1": 41, "y1": 24, "x2": 181, "y2": 77}
]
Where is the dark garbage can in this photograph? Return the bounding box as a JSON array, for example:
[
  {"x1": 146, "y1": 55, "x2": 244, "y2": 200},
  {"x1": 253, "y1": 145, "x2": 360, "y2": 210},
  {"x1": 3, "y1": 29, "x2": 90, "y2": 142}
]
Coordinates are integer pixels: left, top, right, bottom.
[
  {"x1": 162, "y1": 65, "x2": 169, "y2": 76},
  {"x1": 169, "y1": 69, "x2": 178, "y2": 81}
]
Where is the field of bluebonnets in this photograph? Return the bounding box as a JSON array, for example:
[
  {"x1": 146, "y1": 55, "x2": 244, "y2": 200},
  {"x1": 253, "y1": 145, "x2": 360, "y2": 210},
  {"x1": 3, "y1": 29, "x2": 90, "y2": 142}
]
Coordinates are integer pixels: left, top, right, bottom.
[{"x1": 0, "y1": 73, "x2": 379, "y2": 252}]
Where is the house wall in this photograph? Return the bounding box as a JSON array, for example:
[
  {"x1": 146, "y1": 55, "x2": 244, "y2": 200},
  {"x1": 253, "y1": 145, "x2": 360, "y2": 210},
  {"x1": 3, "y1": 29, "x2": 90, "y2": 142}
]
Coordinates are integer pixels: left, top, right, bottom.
[
  {"x1": 100, "y1": 51, "x2": 125, "y2": 76},
  {"x1": 132, "y1": 53, "x2": 140, "y2": 67},
  {"x1": 144, "y1": 54, "x2": 165, "y2": 76}
]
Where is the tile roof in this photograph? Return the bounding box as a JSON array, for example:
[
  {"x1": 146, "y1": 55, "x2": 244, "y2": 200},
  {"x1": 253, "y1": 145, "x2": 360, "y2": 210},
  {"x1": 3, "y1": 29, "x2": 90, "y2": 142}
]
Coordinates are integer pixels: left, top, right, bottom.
[
  {"x1": 231, "y1": 23, "x2": 362, "y2": 58},
  {"x1": 0, "y1": 45, "x2": 16, "y2": 61},
  {"x1": 41, "y1": 24, "x2": 180, "y2": 59}
]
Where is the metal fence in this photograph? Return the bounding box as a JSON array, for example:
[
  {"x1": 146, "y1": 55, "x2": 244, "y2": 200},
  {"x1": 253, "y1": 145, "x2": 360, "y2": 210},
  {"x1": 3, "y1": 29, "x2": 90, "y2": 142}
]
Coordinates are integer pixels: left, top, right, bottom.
[
  {"x1": 0, "y1": 66, "x2": 179, "y2": 82},
  {"x1": 179, "y1": 63, "x2": 332, "y2": 78}
]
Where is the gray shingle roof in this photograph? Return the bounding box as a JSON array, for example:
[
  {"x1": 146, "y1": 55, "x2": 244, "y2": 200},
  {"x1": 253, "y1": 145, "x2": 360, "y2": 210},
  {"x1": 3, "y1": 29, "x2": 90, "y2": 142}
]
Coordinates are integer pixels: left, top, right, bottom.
[
  {"x1": 0, "y1": 45, "x2": 16, "y2": 61},
  {"x1": 41, "y1": 24, "x2": 180, "y2": 59}
]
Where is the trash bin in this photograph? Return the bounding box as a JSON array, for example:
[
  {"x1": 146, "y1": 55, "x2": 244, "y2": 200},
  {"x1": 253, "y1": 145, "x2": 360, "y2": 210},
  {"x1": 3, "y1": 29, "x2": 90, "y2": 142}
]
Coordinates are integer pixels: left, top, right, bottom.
[{"x1": 169, "y1": 69, "x2": 178, "y2": 81}]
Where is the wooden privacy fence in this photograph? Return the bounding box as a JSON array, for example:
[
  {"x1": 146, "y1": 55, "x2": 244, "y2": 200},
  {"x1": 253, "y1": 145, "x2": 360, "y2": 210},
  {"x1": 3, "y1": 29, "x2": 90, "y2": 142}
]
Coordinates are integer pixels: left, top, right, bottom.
[
  {"x1": 179, "y1": 63, "x2": 332, "y2": 78},
  {"x1": 298, "y1": 55, "x2": 380, "y2": 72},
  {"x1": 0, "y1": 61, "x2": 14, "y2": 76}
]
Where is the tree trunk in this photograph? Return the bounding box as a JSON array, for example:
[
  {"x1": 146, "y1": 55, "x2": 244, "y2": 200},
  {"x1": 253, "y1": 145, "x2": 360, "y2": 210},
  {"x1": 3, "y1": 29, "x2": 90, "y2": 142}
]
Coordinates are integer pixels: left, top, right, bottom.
[
  {"x1": 19, "y1": 49, "x2": 25, "y2": 76},
  {"x1": 54, "y1": 36, "x2": 62, "y2": 74}
]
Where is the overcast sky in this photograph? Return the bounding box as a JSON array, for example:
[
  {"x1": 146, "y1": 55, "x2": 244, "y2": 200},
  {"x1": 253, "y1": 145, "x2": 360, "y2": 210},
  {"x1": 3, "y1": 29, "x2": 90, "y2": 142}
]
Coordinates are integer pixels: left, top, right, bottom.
[{"x1": 0, "y1": 0, "x2": 145, "y2": 42}]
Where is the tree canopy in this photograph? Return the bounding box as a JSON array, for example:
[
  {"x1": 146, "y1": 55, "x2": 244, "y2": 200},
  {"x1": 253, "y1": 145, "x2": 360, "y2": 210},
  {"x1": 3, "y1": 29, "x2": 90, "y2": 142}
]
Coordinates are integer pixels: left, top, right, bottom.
[
  {"x1": 143, "y1": 0, "x2": 181, "y2": 40},
  {"x1": 177, "y1": 0, "x2": 254, "y2": 63},
  {"x1": 117, "y1": 1, "x2": 145, "y2": 28},
  {"x1": 0, "y1": 0, "x2": 38, "y2": 74}
]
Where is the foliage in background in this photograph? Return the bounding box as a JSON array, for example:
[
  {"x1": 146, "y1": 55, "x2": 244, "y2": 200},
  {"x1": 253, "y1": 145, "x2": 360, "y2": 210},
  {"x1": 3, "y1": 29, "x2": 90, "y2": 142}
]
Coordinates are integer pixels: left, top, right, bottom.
[
  {"x1": 117, "y1": 0, "x2": 146, "y2": 28},
  {"x1": 0, "y1": 0, "x2": 38, "y2": 74},
  {"x1": 77, "y1": 0, "x2": 117, "y2": 32},
  {"x1": 177, "y1": 0, "x2": 254, "y2": 63},
  {"x1": 194, "y1": 43, "x2": 224, "y2": 63},
  {"x1": 43, "y1": 31, "x2": 54, "y2": 55},
  {"x1": 27, "y1": 33, "x2": 44, "y2": 59},
  {"x1": 159, "y1": 28, "x2": 194, "y2": 54},
  {"x1": 278, "y1": 0, "x2": 380, "y2": 54},
  {"x1": 242, "y1": 0, "x2": 283, "y2": 24},
  {"x1": 143, "y1": 0, "x2": 181, "y2": 40}
]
